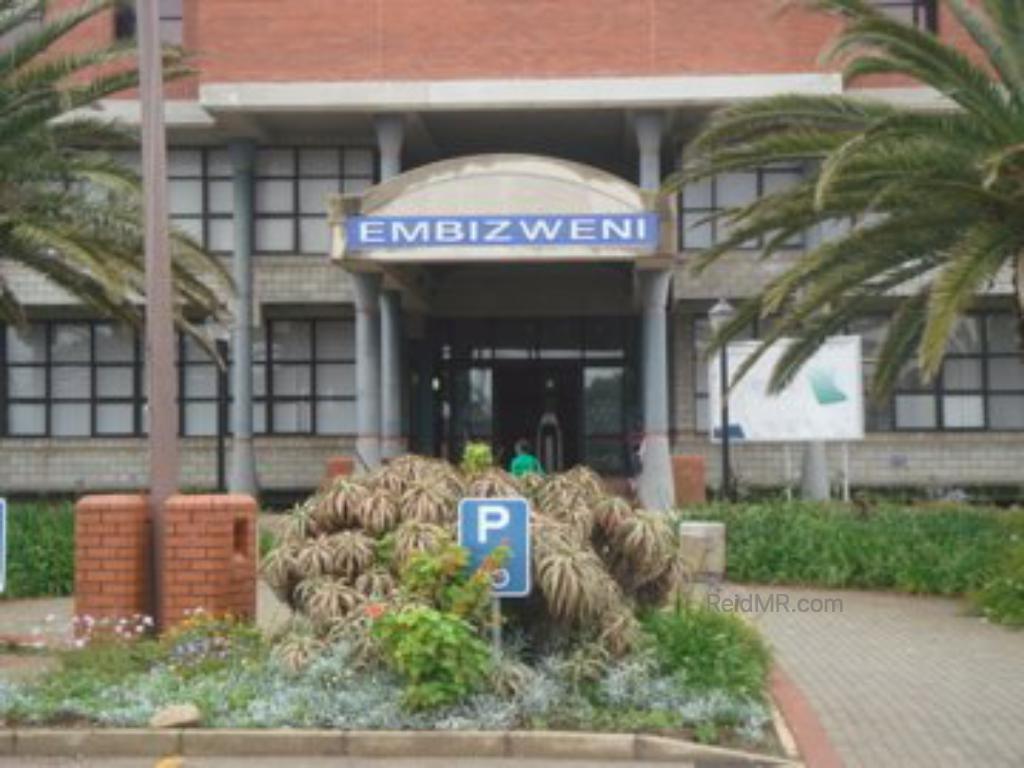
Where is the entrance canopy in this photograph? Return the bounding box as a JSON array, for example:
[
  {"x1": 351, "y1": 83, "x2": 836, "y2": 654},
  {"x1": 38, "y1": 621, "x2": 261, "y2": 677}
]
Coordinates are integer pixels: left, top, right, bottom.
[{"x1": 328, "y1": 153, "x2": 676, "y2": 266}]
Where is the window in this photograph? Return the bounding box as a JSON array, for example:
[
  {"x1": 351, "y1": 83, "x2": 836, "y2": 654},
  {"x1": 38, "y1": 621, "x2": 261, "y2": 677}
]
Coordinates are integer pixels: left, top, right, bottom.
[
  {"x1": 4, "y1": 322, "x2": 142, "y2": 437},
  {"x1": 167, "y1": 147, "x2": 235, "y2": 254},
  {"x1": 3, "y1": 317, "x2": 358, "y2": 438},
  {"x1": 680, "y1": 165, "x2": 804, "y2": 251},
  {"x1": 873, "y1": 1, "x2": 938, "y2": 31},
  {"x1": 114, "y1": 1, "x2": 183, "y2": 44},
  {"x1": 254, "y1": 147, "x2": 375, "y2": 254},
  {"x1": 689, "y1": 311, "x2": 1023, "y2": 434},
  {"x1": 263, "y1": 319, "x2": 356, "y2": 434}
]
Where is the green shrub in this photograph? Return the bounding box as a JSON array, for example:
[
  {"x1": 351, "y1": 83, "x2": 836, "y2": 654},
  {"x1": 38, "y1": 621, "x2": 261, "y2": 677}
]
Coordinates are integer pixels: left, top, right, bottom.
[
  {"x1": 4, "y1": 502, "x2": 75, "y2": 599},
  {"x1": 972, "y1": 543, "x2": 1024, "y2": 627},
  {"x1": 372, "y1": 605, "x2": 492, "y2": 710},
  {"x1": 641, "y1": 603, "x2": 770, "y2": 700},
  {"x1": 680, "y1": 502, "x2": 1014, "y2": 595},
  {"x1": 460, "y1": 441, "x2": 494, "y2": 474}
]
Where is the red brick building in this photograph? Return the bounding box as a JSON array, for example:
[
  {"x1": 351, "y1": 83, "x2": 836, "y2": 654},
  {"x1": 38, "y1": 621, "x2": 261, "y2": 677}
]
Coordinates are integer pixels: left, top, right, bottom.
[{"x1": 2, "y1": 1, "x2": 1020, "y2": 501}]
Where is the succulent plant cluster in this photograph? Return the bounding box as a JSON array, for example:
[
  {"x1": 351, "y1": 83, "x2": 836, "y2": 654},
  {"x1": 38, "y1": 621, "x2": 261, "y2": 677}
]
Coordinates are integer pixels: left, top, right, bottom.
[{"x1": 263, "y1": 456, "x2": 686, "y2": 657}]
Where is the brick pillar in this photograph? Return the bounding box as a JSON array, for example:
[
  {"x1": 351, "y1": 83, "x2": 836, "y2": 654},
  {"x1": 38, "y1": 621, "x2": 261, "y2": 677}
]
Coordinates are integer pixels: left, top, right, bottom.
[
  {"x1": 324, "y1": 455, "x2": 356, "y2": 486},
  {"x1": 75, "y1": 495, "x2": 151, "y2": 621},
  {"x1": 160, "y1": 494, "x2": 258, "y2": 626},
  {"x1": 672, "y1": 455, "x2": 708, "y2": 505}
]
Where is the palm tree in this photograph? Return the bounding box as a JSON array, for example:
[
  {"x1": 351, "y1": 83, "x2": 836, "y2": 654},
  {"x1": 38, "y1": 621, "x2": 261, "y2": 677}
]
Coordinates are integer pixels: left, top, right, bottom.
[
  {"x1": 0, "y1": 0, "x2": 228, "y2": 341},
  {"x1": 675, "y1": 0, "x2": 1024, "y2": 396}
]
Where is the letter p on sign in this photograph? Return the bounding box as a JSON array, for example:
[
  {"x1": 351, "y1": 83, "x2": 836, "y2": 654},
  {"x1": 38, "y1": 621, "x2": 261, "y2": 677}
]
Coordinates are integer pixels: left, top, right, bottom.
[{"x1": 458, "y1": 497, "x2": 531, "y2": 598}]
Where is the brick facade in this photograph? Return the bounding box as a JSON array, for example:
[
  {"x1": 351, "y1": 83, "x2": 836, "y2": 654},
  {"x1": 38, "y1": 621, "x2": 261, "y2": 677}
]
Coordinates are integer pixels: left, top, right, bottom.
[
  {"x1": 160, "y1": 494, "x2": 257, "y2": 626},
  {"x1": 74, "y1": 495, "x2": 150, "y2": 622}
]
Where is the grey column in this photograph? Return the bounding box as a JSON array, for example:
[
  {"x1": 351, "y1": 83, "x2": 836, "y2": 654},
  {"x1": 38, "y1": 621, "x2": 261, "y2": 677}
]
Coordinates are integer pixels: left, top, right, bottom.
[
  {"x1": 353, "y1": 273, "x2": 382, "y2": 470},
  {"x1": 375, "y1": 115, "x2": 406, "y2": 461},
  {"x1": 635, "y1": 111, "x2": 676, "y2": 510},
  {"x1": 228, "y1": 139, "x2": 259, "y2": 495},
  {"x1": 379, "y1": 289, "x2": 404, "y2": 459}
]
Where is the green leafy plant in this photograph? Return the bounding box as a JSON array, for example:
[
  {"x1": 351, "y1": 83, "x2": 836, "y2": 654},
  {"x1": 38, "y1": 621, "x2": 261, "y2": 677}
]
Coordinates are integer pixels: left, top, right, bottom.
[
  {"x1": 372, "y1": 605, "x2": 492, "y2": 710},
  {"x1": 4, "y1": 502, "x2": 75, "y2": 599},
  {"x1": 460, "y1": 441, "x2": 494, "y2": 474},
  {"x1": 400, "y1": 542, "x2": 507, "y2": 626},
  {"x1": 680, "y1": 502, "x2": 1017, "y2": 596},
  {"x1": 972, "y1": 543, "x2": 1024, "y2": 628},
  {"x1": 642, "y1": 603, "x2": 771, "y2": 700}
]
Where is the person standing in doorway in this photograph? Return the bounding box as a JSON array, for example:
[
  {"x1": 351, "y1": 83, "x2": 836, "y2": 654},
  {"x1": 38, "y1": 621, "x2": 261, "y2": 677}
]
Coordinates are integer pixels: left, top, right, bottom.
[{"x1": 509, "y1": 438, "x2": 543, "y2": 478}]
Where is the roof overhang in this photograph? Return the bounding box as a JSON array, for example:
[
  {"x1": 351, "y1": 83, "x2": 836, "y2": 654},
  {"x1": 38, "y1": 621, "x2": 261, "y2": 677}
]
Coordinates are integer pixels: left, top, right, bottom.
[{"x1": 329, "y1": 153, "x2": 677, "y2": 267}]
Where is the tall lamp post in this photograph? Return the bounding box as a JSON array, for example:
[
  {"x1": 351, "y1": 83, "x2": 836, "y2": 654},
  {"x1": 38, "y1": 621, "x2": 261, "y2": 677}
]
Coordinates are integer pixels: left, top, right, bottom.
[
  {"x1": 138, "y1": 0, "x2": 177, "y2": 630},
  {"x1": 708, "y1": 299, "x2": 736, "y2": 502}
]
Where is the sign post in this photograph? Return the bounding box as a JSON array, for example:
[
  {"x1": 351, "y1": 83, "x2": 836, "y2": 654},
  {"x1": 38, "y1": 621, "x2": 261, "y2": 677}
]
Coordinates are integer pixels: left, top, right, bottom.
[{"x1": 458, "y1": 498, "x2": 532, "y2": 657}]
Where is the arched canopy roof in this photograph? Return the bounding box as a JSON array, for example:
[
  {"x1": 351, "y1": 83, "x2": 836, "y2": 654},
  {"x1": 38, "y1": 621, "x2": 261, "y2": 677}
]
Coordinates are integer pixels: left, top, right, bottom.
[{"x1": 329, "y1": 153, "x2": 676, "y2": 265}]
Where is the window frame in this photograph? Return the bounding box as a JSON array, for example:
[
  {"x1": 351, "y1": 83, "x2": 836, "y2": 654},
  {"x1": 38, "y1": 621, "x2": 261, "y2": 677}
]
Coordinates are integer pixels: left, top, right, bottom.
[
  {"x1": 872, "y1": 0, "x2": 938, "y2": 32},
  {"x1": 680, "y1": 165, "x2": 806, "y2": 252}
]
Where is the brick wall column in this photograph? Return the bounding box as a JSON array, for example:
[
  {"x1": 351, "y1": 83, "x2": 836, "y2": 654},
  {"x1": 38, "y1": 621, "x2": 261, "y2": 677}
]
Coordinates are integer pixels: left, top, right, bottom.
[
  {"x1": 160, "y1": 494, "x2": 258, "y2": 626},
  {"x1": 74, "y1": 495, "x2": 151, "y2": 621}
]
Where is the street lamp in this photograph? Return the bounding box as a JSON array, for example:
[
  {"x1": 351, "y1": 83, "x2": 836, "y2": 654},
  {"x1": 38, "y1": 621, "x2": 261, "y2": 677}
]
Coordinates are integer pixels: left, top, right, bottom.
[
  {"x1": 708, "y1": 299, "x2": 736, "y2": 502},
  {"x1": 205, "y1": 321, "x2": 231, "y2": 492}
]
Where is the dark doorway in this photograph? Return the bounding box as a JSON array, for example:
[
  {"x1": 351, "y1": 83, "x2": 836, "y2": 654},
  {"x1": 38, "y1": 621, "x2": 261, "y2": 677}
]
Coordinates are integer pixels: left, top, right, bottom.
[{"x1": 493, "y1": 364, "x2": 580, "y2": 473}]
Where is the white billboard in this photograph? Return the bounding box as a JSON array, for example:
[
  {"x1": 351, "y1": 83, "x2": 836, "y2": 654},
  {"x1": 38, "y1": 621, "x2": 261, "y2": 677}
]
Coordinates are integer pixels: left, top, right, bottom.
[{"x1": 708, "y1": 335, "x2": 865, "y2": 443}]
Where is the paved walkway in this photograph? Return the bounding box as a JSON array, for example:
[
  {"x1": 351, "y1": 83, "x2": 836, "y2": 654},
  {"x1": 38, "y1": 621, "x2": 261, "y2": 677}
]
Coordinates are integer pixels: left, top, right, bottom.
[
  {"x1": 731, "y1": 584, "x2": 1024, "y2": 768},
  {"x1": 1, "y1": 760, "x2": 695, "y2": 767}
]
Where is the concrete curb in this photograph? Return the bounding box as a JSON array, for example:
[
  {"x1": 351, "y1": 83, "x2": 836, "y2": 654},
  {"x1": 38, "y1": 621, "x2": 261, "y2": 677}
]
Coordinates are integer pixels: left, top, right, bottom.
[
  {"x1": 0, "y1": 728, "x2": 798, "y2": 765},
  {"x1": 770, "y1": 665, "x2": 844, "y2": 768}
]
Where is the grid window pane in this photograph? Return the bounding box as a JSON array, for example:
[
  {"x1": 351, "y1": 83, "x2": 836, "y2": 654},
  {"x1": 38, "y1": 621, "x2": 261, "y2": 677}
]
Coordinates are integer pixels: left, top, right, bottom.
[
  {"x1": 207, "y1": 149, "x2": 233, "y2": 177},
  {"x1": 52, "y1": 403, "x2": 90, "y2": 436},
  {"x1": 943, "y1": 395, "x2": 984, "y2": 428},
  {"x1": 7, "y1": 326, "x2": 45, "y2": 362},
  {"x1": 8, "y1": 368, "x2": 45, "y2": 398},
  {"x1": 52, "y1": 367, "x2": 90, "y2": 399},
  {"x1": 208, "y1": 219, "x2": 235, "y2": 253},
  {"x1": 717, "y1": 172, "x2": 758, "y2": 208},
  {"x1": 208, "y1": 180, "x2": 234, "y2": 214},
  {"x1": 987, "y1": 314, "x2": 1020, "y2": 353},
  {"x1": 316, "y1": 400, "x2": 356, "y2": 434},
  {"x1": 990, "y1": 395, "x2": 1024, "y2": 429},
  {"x1": 273, "y1": 321, "x2": 312, "y2": 361},
  {"x1": 172, "y1": 216, "x2": 204, "y2": 243},
  {"x1": 168, "y1": 149, "x2": 202, "y2": 177},
  {"x1": 97, "y1": 367, "x2": 134, "y2": 398},
  {"x1": 943, "y1": 358, "x2": 982, "y2": 390},
  {"x1": 9, "y1": 404, "x2": 45, "y2": 435},
  {"x1": 316, "y1": 363, "x2": 355, "y2": 397},
  {"x1": 895, "y1": 394, "x2": 937, "y2": 428},
  {"x1": 299, "y1": 218, "x2": 331, "y2": 254},
  {"x1": 52, "y1": 324, "x2": 90, "y2": 362},
  {"x1": 273, "y1": 402, "x2": 312, "y2": 433},
  {"x1": 300, "y1": 148, "x2": 340, "y2": 176},
  {"x1": 344, "y1": 149, "x2": 374, "y2": 176},
  {"x1": 273, "y1": 364, "x2": 312, "y2": 397},
  {"x1": 257, "y1": 149, "x2": 295, "y2": 177},
  {"x1": 989, "y1": 358, "x2": 1024, "y2": 391},
  {"x1": 184, "y1": 365, "x2": 217, "y2": 398},
  {"x1": 299, "y1": 179, "x2": 338, "y2": 214},
  {"x1": 169, "y1": 179, "x2": 203, "y2": 215},
  {"x1": 97, "y1": 404, "x2": 134, "y2": 435},
  {"x1": 255, "y1": 180, "x2": 295, "y2": 213},
  {"x1": 184, "y1": 403, "x2": 217, "y2": 436},
  {"x1": 255, "y1": 219, "x2": 294, "y2": 252},
  {"x1": 95, "y1": 325, "x2": 134, "y2": 362},
  {"x1": 316, "y1": 321, "x2": 354, "y2": 359}
]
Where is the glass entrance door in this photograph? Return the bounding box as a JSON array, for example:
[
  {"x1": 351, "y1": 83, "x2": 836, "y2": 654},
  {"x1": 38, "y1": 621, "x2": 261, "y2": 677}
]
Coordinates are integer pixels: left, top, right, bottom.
[{"x1": 421, "y1": 317, "x2": 638, "y2": 475}]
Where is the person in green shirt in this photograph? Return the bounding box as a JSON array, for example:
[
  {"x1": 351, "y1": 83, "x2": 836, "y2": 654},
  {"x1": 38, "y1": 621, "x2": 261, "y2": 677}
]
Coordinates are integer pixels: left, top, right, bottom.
[{"x1": 509, "y1": 438, "x2": 543, "y2": 477}]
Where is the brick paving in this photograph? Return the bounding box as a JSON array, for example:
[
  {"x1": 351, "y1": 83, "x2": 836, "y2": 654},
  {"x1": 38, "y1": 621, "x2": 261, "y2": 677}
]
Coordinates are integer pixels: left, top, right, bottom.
[{"x1": 730, "y1": 585, "x2": 1024, "y2": 768}]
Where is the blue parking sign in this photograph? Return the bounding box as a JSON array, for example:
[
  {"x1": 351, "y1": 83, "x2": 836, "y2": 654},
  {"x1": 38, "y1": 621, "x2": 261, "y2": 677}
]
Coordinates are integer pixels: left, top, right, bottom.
[
  {"x1": 0, "y1": 499, "x2": 6, "y2": 595},
  {"x1": 458, "y1": 498, "x2": 531, "y2": 598}
]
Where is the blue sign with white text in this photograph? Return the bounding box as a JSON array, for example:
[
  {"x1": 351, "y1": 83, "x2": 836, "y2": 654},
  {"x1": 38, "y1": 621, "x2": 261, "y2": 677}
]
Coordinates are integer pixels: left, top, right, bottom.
[
  {"x1": 0, "y1": 499, "x2": 6, "y2": 595},
  {"x1": 347, "y1": 213, "x2": 659, "y2": 251},
  {"x1": 458, "y1": 498, "x2": 531, "y2": 598}
]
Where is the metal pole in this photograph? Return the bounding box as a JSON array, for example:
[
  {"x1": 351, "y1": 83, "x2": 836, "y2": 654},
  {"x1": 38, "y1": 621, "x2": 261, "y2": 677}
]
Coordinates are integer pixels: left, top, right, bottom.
[
  {"x1": 719, "y1": 348, "x2": 732, "y2": 501},
  {"x1": 216, "y1": 339, "x2": 228, "y2": 492},
  {"x1": 490, "y1": 597, "x2": 502, "y2": 659},
  {"x1": 138, "y1": 0, "x2": 178, "y2": 630}
]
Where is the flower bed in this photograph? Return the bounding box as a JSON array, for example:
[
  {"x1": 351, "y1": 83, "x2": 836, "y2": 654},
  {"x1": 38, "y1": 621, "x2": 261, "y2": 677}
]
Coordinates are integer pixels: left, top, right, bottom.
[{"x1": 0, "y1": 456, "x2": 776, "y2": 749}]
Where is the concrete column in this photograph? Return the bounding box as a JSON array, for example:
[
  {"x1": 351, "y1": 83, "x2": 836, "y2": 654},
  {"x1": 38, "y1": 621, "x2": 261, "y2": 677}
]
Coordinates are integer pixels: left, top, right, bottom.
[
  {"x1": 379, "y1": 289, "x2": 404, "y2": 460},
  {"x1": 228, "y1": 139, "x2": 258, "y2": 495},
  {"x1": 635, "y1": 111, "x2": 665, "y2": 191},
  {"x1": 374, "y1": 114, "x2": 404, "y2": 183},
  {"x1": 637, "y1": 270, "x2": 676, "y2": 510},
  {"x1": 353, "y1": 272, "x2": 382, "y2": 470},
  {"x1": 375, "y1": 114, "x2": 405, "y2": 461},
  {"x1": 635, "y1": 111, "x2": 675, "y2": 509}
]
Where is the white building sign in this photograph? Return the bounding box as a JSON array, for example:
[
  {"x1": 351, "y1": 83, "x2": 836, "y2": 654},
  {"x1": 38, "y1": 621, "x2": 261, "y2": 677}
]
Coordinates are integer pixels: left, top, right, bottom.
[{"x1": 709, "y1": 335, "x2": 865, "y2": 443}]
